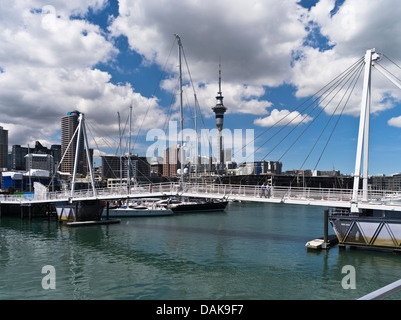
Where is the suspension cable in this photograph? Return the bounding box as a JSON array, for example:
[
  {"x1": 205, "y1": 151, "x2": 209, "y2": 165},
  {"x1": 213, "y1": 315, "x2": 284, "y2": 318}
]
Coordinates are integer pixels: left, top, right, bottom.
[
  {"x1": 297, "y1": 60, "x2": 365, "y2": 177},
  {"x1": 276, "y1": 59, "x2": 365, "y2": 163},
  {"x1": 241, "y1": 57, "x2": 365, "y2": 164},
  {"x1": 305, "y1": 60, "x2": 365, "y2": 186},
  {"x1": 233, "y1": 56, "x2": 365, "y2": 160}
]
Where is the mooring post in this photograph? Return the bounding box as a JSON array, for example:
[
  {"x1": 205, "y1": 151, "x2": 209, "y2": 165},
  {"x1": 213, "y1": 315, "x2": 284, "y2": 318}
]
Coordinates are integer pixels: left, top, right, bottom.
[
  {"x1": 323, "y1": 209, "x2": 329, "y2": 249},
  {"x1": 106, "y1": 201, "x2": 110, "y2": 220},
  {"x1": 75, "y1": 201, "x2": 78, "y2": 222}
]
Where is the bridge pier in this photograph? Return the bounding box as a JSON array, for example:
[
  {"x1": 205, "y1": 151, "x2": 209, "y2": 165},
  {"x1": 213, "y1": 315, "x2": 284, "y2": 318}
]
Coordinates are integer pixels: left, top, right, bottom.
[
  {"x1": 13, "y1": 203, "x2": 55, "y2": 220},
  {"x1": 106, "y1": 201, "x2": 110, "y2": 220},
  {"x1": 1, "y1": 199, "x2": 109, "y2": 224},
  {"x1": 55, "y1": 200, "x2": 106, "y2": 223}
]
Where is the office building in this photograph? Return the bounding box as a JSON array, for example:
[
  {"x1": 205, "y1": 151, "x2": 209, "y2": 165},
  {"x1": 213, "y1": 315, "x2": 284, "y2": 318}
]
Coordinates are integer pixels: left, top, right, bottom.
[
  {"x1": 25, "y1": 153, "x2": 54, "y2": 175},
  {"x1": 11, "y1": 142, "x2": 61, "y2": 171},
  {"x1": 12, "y1": 145, "x2": 28, "y2": 170},
  {"x1": 101, "y1": 154, "x2": 150, "y2": 180},
  {"x1": 237, "y1": 161, "x2": 282, "y2": 175},
  {"x1": 163, "y1": 145, "x2": 181, "y2": 177},
  {"x1": 61, "y1": 110, "x2": 85, "y2": 175},
  {"x1": 0, "y1": 126, "x2": 8, "y2": 169}
]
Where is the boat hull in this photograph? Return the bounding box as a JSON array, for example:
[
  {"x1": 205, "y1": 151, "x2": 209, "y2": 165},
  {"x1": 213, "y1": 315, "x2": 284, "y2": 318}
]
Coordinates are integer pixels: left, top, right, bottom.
[
  {"x1": 170, "y1": 200, "x2": 228, "y2": 213},
  {"x1": 102, "y1": 208, "x2": 173, "y2": 218},
  {"x1": 55, "y1": 200, "x2": 105, "y2": 222}
]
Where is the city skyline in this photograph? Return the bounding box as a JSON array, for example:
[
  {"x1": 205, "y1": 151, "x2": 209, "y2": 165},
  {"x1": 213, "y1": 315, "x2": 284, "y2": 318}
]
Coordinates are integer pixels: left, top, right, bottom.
[{"x1": 2, "y1": 1, "x2": 401, "y2": 175}]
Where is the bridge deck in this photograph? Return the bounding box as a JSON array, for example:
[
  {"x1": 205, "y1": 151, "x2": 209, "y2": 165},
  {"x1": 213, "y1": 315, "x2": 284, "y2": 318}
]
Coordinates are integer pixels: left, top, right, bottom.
[{"x1": 1, "y1": 182, "x2": 401, "y2": 212}]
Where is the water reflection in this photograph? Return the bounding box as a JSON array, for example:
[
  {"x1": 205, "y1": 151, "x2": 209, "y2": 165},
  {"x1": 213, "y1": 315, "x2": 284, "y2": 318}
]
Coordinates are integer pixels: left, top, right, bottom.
[{"x1": 1, "y1": 202, "x2": 401, "y2": 300}]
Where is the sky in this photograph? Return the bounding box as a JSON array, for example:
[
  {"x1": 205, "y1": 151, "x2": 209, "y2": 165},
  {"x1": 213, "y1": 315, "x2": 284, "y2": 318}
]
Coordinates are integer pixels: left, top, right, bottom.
[{"x1": 2, "y1": 0, "x2": 401, "y2": 175}]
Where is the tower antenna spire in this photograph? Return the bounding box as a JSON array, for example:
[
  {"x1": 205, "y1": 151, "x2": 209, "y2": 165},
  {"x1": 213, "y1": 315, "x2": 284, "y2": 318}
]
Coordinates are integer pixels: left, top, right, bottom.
[{"x1": 219, "y1": 56, "x2": 222, "y2": 94}]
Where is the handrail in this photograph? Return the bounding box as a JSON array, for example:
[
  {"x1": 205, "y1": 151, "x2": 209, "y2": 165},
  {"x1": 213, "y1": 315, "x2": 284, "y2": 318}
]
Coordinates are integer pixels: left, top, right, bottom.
[
  {"x1": 358, "y1": 279, "x2": 401, "y2": 300},
  {"x1": 1, "y1": 182, "x2": 401, "y2": 206}
]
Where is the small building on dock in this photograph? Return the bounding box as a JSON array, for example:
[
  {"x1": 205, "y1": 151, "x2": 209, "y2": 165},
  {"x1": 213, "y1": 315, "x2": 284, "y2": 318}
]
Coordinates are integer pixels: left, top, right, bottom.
[{"x1": 2, "y1": 172, "x2": 23, "y2": 190}]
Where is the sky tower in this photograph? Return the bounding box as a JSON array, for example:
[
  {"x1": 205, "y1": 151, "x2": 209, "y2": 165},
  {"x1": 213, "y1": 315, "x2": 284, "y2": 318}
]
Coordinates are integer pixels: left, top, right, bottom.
[{"x1": 212, "y1": 62, "x2": 227, "y2": 170}]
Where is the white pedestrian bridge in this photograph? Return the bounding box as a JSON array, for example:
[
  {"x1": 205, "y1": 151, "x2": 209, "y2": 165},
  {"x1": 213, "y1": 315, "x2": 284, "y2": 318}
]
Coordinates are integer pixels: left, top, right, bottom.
[{"x1": 2, "y1": 182, "x2": 401, "y2": 213}]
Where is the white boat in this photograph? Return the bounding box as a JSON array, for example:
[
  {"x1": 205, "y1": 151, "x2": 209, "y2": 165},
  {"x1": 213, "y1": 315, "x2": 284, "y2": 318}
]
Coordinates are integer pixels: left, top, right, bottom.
[
  {"x1": 102, "y1": 199, "x2": 173, "y2": 217},
  {"x1": 305, "y1": 239, "x2": 325, "y2": 250}
]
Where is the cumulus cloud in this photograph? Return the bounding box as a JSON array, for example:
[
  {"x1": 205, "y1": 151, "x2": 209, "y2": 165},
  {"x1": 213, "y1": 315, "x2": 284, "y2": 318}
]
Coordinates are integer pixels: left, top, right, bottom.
[
  {"x1": 0, "y1": 1, "x2": 166, "y2": 149},
  {"x1": 4, "y1": 0, "x2": 401, "y2": 154},
  {"x1": 254, "y1": 109, "x2": 313, "y2": 127},
  {"x1": 109, "y1": 0, "x2": 401, "y2": 124},
  {"x1": 109, "y1": 0, "x2": 308, "y2": 120},
  {"x1": 109, "y1": 0, "x2": 307, "y2": 86},
  {"x1": 291, "y1": 0, "x2": 401, "y2": 116},
  {"x1": 388, "y1": 116, "x2": 401, "y2": 128}
]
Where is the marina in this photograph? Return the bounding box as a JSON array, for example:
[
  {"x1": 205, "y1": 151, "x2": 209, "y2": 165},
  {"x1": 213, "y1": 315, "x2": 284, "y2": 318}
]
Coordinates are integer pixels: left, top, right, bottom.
[
  {"x1": 3, "y1": 0, "x2": 401, "y2": 304},
  {"x1": 2, "y1": 48, "x2": 400, "y2": 253},
  {"x1": 3, "y1": 49, "x2": 401, "y2": 253}
]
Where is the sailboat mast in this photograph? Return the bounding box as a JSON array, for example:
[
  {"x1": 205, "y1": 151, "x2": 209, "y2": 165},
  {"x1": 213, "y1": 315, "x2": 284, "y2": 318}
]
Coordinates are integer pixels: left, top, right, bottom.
[
  {"x1": 194, "y1": 94, "x2": 198, "y2": 183},
  {"x1": 128, "y1": 105, "x2": 132, "y2": 193},
  {"x1": 118, "y1": 112, "x2": 122, "y2": 190},
  {"x1": 175, "y1": 34, "x2": 185, "y2": 184}
]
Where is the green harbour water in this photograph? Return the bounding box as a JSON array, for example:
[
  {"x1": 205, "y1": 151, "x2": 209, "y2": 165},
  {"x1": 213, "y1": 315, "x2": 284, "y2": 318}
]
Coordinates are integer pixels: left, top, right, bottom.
[{"x1": 1, "y1": 201, "x2": 401, "y2": 300}]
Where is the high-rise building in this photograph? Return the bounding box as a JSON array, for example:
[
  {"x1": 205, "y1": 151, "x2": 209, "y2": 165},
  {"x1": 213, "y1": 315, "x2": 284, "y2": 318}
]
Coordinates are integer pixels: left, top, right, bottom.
[
  {"x1": 163, "y1": 145, "x2": 180, "y2": 177},
  {"x1": 61, "y1": 110, "x2": 85, "y2": 175},
  {"x1": 212, "y1": 63, "x2": 227, "y2": 170},
  {"x1": 223, "y1": 148, "x2": 232, "y2": 163},
  {"x1": 50, "y1": 145, "x2": 62, "y2": 168},
  {"x1": 12, "y1": 145, "x2": 28, "y2": 170},
  {"x1": 101, "y1": 154, "x2": 150, "y2": 179},
  {"x1": 12, "y1": 142, "x2": 61, "y2": 171},
  {"x1": 0, "y1": 126, "x2": 8, "y2": 169}
]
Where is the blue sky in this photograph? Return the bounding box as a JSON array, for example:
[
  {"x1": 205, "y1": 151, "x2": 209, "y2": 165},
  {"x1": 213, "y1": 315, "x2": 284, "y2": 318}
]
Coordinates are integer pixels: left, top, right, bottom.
[{"x1": 2, "y1": 0, "x2": 401, "y2": 175}]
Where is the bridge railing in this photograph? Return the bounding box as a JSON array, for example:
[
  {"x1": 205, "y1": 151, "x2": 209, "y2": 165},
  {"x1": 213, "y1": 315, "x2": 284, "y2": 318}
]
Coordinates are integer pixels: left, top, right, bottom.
[
  {"x1": 2, "y1": 182, "x2": 401, "y2": 205},
  {"x1": 182, "y1": 183, "x2": 401, "y2": 204},
  {"x1": 182, "y1": 183, "x2": 355, "y2": 201}
]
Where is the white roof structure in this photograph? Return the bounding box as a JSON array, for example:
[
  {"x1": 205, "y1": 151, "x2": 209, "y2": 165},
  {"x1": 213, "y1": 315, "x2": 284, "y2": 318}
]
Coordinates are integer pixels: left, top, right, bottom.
[
  {"x1": 2, "y1": 172, "x2": 23, "y2": 179},
  {"x1": 24, "y1": 169, "x2": 50, "y2": 177}
]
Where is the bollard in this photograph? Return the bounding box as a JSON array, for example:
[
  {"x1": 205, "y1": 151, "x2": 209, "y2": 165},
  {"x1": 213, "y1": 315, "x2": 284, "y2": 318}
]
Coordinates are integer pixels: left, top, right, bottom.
[
  {"x1": 322, "y1": 209, "x2": 329, "y2": 249},
  {"x1": 324, "y1": 209, "x2": 328, "y2": 243}
]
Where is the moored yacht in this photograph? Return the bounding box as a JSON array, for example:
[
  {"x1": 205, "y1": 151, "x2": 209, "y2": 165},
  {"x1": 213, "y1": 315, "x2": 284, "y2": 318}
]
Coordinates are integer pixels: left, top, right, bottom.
[
  {"x1": 103, "y1": 199, "x2": 173, "y2": 217},
  {"x1": 158, "y1": 197, "x2": 228, "y2": 213}
]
